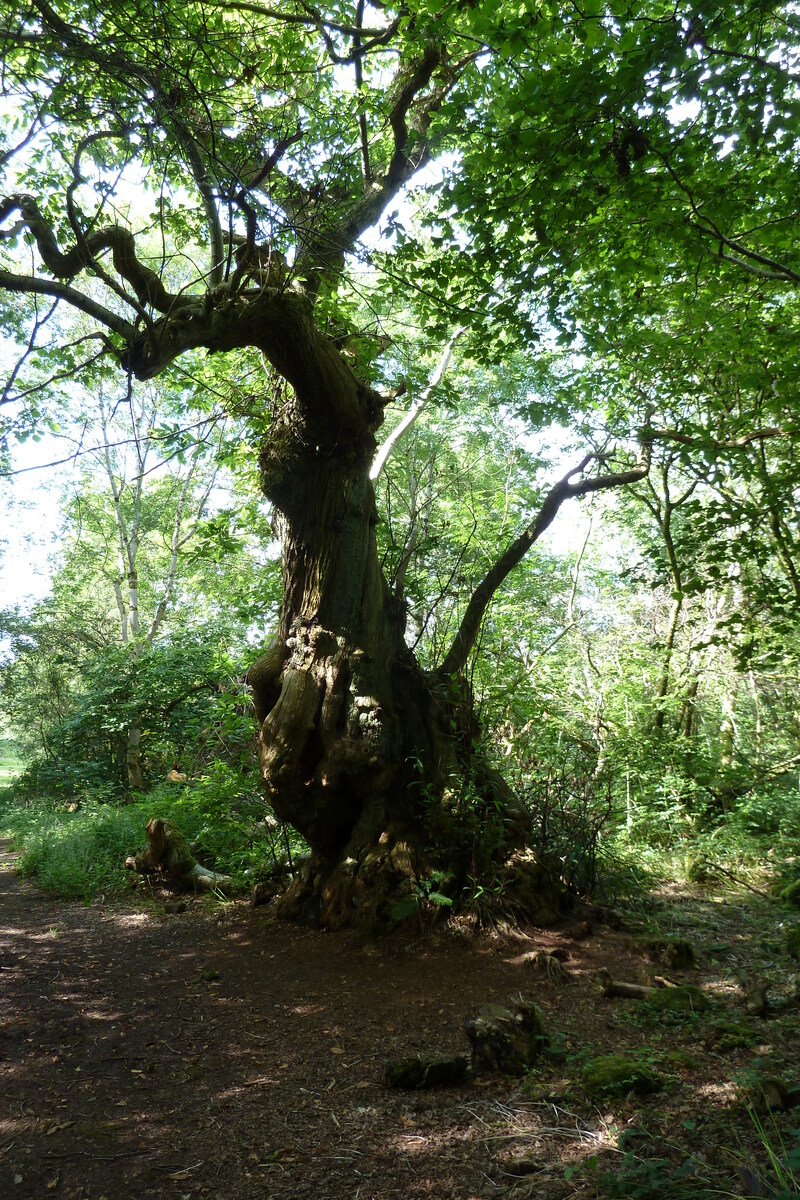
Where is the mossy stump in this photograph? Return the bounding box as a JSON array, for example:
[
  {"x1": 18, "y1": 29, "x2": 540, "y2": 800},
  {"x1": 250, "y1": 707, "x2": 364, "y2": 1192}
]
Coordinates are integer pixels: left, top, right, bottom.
[
  {"x1": 629, "y1": 935, "x2": 695, "y2": 970},
  {"x1": 464, "y1": 995, "x2": 549, "y2": 1076},
  {"x1": 125, "y1": 818, "x2": 231, "y2": 893}
]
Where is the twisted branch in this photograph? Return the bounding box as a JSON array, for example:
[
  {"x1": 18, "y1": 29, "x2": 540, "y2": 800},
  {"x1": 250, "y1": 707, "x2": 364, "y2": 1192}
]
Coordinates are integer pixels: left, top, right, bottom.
[
  {"x1": 292, "y1": 40, "x2": 448, "y2": 281},
  {"x1": 0, "y1": 194, "x2": 178, "y2": 314}
]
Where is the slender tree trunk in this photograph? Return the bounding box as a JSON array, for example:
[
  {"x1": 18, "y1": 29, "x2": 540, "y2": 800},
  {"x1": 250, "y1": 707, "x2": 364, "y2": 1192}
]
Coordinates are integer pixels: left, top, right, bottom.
[
  {"x1": 748, "y1": 669, "x2": 762, "y2": 766},
  {"x1": 676, "y1": 674, "x2": 700, "y2": 740},
  {"x1": 715, "y1": 684, "x2": 739, "y2": 811},
  {"x1": 653, "y1": 591, "x2": 683, "y2": 731},
  {"x1": 126, "y1": 725, "x2": 145, "y2": 791},
  {"x1": 630, "y1": 461, "x2": 697, "y2": 734}
]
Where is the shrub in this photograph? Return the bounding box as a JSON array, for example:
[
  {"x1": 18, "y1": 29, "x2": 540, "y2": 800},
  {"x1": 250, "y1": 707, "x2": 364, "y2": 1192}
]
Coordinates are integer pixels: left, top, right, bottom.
[{"x1": 521, "y1": 763, "x2": 613, "y2": 896}]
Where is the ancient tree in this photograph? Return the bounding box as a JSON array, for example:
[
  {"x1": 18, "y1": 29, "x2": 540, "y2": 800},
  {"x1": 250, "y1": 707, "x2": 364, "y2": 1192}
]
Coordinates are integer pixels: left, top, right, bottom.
[{"x1": 2, "y1": 0, "x2": 791, "y2": 925}]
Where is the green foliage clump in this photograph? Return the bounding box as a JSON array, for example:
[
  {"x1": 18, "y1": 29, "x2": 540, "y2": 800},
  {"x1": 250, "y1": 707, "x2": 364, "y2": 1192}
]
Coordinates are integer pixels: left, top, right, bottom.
[
  {"x1": 390, "y1": 870, "x2": 454, "y2": 924},
  {"x1": 599, "y1": 1153, "x2": 715, "y2": 1199},
  {"x1": 0, "y1": 794, "x2": 154, "y2": 901},
  {"x1": 521, "y1": 760, "x2": 613, "y2": 897},
  {"x1": 173, "y1": 761, "x2": 295, "y2": 879},
  {"x1": 582, "y1": 1054, "x2": 663, "y2": 1099},
  {"x1": 780, "y1": 879, "x2": 800, "y2": 907}
]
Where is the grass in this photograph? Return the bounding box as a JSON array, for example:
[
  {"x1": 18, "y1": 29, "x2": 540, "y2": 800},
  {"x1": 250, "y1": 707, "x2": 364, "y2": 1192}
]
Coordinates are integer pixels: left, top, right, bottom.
[
  {"x1": 0, "y1": 768, "x2": 300, "y2": 903},
  {"x1": 744, "y1": 1108, "x2": 800, "y2": 1198}
]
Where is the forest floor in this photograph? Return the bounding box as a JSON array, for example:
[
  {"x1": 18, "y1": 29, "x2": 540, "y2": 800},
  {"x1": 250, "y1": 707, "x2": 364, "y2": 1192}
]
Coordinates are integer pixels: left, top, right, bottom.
[{"x1": 1, "y1": 837, "x2": 799, "y2": 1200}]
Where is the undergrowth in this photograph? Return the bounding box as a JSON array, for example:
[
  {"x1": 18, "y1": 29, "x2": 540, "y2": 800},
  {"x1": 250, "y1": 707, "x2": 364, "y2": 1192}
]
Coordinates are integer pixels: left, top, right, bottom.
[
  {"x1": 0, "y1": 762, "x2": 301, "y2": 902},
  {"x1": 597, "y1": 1115, "x2": 800, "y2": 1200}
]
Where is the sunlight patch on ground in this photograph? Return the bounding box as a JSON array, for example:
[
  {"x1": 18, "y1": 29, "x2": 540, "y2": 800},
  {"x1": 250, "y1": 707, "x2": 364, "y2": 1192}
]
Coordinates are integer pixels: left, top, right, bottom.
[
  {"x1": 0, "y1": 926, "x2": 63, "y2": 943},
  {"x1": 388, "y1": 1111, "x2": 489, "y2": 1157},
  {"x1": 696, "y1": 1080, "x2": 738, "y2": 1105},
  {"x1": 106, "y1": 911, "x2": 153, "y2": 929},
  {"x1": 80, "y1": 1007, "x2": 125, "y2": 1023}
]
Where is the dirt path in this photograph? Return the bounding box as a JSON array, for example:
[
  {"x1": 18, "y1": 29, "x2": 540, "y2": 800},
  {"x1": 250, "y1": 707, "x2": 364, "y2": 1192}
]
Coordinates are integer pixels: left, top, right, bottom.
[
  {"x1": 1, "y1": 840, "x2": 797, "y2": 1200},
  {"x1": 0, "y1": 838, "x2": 559, "y2": 1200}
]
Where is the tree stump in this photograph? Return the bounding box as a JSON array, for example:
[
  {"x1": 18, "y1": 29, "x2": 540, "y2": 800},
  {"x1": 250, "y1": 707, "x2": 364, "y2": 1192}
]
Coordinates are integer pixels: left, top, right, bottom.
[
  {"x1": 464, "y1": 995, "x2": 549, "y2": 1075},
  {"x1": 125, "y1": 818, "x2": 231, "y2": 892}
]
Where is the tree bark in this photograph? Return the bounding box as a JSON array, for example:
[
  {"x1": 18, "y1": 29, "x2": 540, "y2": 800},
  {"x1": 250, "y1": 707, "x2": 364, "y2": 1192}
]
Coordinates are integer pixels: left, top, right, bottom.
[
  {"x1": 125, "y1": 725, "x2": 145, "y2": 791},
  {"x1": 630, "y1": 462, "x2": 697, "y2": 733}
]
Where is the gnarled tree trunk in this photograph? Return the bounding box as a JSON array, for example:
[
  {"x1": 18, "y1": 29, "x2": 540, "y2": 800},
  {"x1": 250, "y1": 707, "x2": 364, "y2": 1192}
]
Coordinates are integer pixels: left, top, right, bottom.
[
  {"x1": 247, "y1": 376, "x2": 513, "y2": 928},
  {"x1": 0, "y1": 114, "x2": 647, "y2": 932},
  {"x1": 244, "y1": 336, "x2": 648, "y2": 929},
  {"x1": 120, "y1": 293, "x2": 647, "y2": 929}
]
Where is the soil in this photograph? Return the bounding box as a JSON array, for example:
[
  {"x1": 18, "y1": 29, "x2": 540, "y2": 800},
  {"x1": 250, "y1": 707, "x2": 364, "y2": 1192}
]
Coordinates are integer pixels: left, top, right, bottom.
[{"x1": 1, "y1": 837, "x2": 799, "y2": 1200}]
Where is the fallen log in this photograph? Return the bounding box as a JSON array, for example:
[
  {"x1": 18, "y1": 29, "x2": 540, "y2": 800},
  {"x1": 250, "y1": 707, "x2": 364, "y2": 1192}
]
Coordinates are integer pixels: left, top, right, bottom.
[
  {"x1": 595, "y1": 968, "x2": 656, "y2": 1000},
  {"x1": 125, "y1": 817, "x2": 231, "y2": 893},
  {"x1": 382, "y1": 1056, "x2": 469, "y2": 1089}
]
